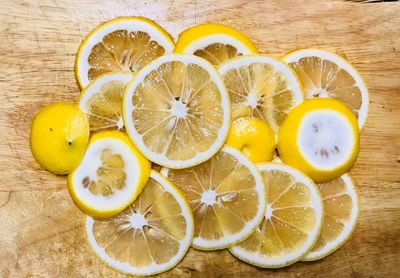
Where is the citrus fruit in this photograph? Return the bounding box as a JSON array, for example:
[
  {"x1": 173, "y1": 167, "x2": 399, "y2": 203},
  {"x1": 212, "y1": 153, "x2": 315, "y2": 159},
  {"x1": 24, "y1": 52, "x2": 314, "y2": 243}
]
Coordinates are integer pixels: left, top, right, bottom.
[
  {"x1": 161, "y1": 146, "x2": 266, "y2": 250},
  {"x1": 218, "y1": 55, "x2": 304, "y2": 132},
  {"x1": 278, "y1": 98, "x2": 359, "y2": 182},
  {"x1": 283, "y1": 49, "x2": 369, "y2": 128},
  {"x1": 68, "y1": 130, "x2": 151, "y2": 219},
  {"x1": 30, "y1": 102, "x2": 89, "y2": 175},
  {"x1": 86, "y1": 170, "x2": 194, "y2": 276},
  {"x1": 78, "y1": 72, "x2": 134, "y2": 132},
  {"x1": 75, "y1": 16, "x2": 174, "y2": 88},
  {"x1": 226, "y1": 117, "x2": 276, "y2": 163},
  {"x1": 174, "y1": 23, "x2": 258, "y2": 65},
  {"x1": 123, "y1": 54, "x2": 230, "y2": 169},
  {"x1": 303, "y1": 173, "x2": 359, "y2": 261},
  {"x1": 230, "y1": 163, "x2": 323, "y2": 268}
]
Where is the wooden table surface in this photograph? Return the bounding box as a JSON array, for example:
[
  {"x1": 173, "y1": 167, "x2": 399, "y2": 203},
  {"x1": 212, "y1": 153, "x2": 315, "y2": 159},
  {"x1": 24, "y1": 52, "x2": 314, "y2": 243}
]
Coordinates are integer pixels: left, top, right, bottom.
[{"x1": 1, "y1": 0, "x2": 400, "y2": 277}]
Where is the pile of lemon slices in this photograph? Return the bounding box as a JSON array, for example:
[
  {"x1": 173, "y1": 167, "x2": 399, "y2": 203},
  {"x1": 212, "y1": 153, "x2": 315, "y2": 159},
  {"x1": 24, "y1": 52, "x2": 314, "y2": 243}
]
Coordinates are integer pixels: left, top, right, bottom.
[{"x1": 30, "y1": 17, "x2": 368, "y2": 275}]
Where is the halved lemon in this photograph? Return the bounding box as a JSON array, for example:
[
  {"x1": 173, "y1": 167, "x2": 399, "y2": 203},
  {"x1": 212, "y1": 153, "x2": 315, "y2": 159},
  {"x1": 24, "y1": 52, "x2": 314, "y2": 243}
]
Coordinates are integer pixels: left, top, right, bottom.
[
  {"x1": 123, "y1": 54, "x2": 230, "y2": 169},
  {"x1": 78, "y1": 72, "x2": 134, "y2": 133},
  {"x1": 230, "y1": 163, "x2": 323, "y2": 268},
  {"x1": 303, "y1": 173, "x2": 359, "y2": 261},
  {"x1": 174, "y1": 23, "x2": 258, "y2": 65},
  {"x1": 219, "y1": 55, "x2": 304, "y2": 132},
  {"x1": 283, "y1": 49, "x2": 369, "y2": 129},
  {"x1": 86, "y1": 170, "x2": 194, "y2": 276},
  {"x1": 161, "y1": 146, "x2": 266, "y2": 250},
  {"x1": 75, "y1": 17, "x2": 174, "y2": 88},
  {"x1": 68, "y1": 130, "x2": 151, "y2": 219},
  {"x1": 278, "y1": 98, "x2": 360, "y2": 182}
]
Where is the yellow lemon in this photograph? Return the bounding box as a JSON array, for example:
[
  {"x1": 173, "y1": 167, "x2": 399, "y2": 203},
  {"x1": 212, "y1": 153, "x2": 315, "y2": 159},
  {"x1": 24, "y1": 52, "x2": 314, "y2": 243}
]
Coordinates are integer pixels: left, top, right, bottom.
[
  {"x1": 278, "y1": 98, "x2": 359, "y2": 182},
  {"x1": 30, "y1": 102, "x2": 89, "y2": 175},
  {"x1": 226, "y1": 117, "x2": 276, "y2": 163}
]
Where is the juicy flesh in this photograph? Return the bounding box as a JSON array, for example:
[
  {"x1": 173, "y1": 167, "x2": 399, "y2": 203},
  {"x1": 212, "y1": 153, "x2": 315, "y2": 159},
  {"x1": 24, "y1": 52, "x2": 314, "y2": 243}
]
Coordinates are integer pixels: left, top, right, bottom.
[
  {"x1": 289, "y1": 57, "x2": 362, "y2": 118},
  {"x1": 222, "y1": 63, "x2": 297, "y2": 131},
  {"x1": 82, "y1": 149, "x2": 126, "y2": 196},
  {"x1": 236, "y1": 170, "x2": 316, "y2": 259},
  {"x1": 193, "y1": 43, "x2": 239, "y2": 65},
  {"x1": 88, "y1": 30, "x2": 165, "y2": 81},
  {"x1": 85, "y1": 80, "x2": 125, "y2": 132},
  {"x1": 312, "y1": 177, "x2": 353, "y2": 251},
  {"x1": 131, "y1": 61, "x2": 224, "y2": 160},
  {"x1": 92, "y1": 177, "x2": 187, "y2": 267},
  {"x1": 166, "y1": 151, "x2": 260, "y2": 242}
]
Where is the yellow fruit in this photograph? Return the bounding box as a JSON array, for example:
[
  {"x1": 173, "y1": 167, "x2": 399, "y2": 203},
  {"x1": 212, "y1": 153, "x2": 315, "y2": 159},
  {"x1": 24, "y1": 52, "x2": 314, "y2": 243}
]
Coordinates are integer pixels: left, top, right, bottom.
[
  {"x1": 75, "y1": 17, "x2": 174, "y2": 88},
  {"x1": 226, "y1": 117, "x2": 276, "y2": 163},
  {"x1": 161, "y1": 146, "x2": 266, "y2": 250},
  {"x1": 174, "y1": 23, "x2": 258, "y2": 65},
  {"x1": 303, "y1": 173, "x2": 359, "y2": 261},
  {"x1": 86, "y1": 170, "x2": 194, "y2": 276},
  {"x1": 30, "y1": 102, "x2": 89, "y2": 175},
  {"x1": 230, "y1": 163, "x2": 323, "y2": 268},
  {"x1": 278, "y1": 98, "x2": 359, "y2": 182},
  {"x1": 219, "y1": 55, "x2": 304, "y2": 132},
  {"x1": 68, "y1": 130, "x2": 151, "y2": 219},
  {"x1": 123, "y1": 54, "x2": 231, "y2": 169},
  {"x1": 283, "y1": 49, "x2": 369, "y2": 128}
]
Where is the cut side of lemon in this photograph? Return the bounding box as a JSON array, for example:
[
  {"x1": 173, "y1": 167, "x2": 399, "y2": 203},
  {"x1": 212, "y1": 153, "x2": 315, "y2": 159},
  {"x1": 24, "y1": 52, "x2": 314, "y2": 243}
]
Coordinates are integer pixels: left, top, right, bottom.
[
  {"x1": 123, "y1": 54, "x2": 230, "y2": 169},
  {"x1": 230, "y1": 163, "x2": 323, "y2": 268},
  {"x1": 278, "y1": 98, "x2": 360, "y2": 183},
  {"x1": 283, "y1": 49, "x2": 369, "y2": 129},
  {"x1": 68, "y1": 130, "x2": 151, "y2": 219},
  {"x1": 78, "y1": 72, "x2": 134, "y2": 133},
  {"x1": 219, "y1": 55, "x2": 304, "y2": 132},
  {"x1": 174, "y1": 23, "x2": 258, "y2": 65},
  {"x1": 86, "y1": 170, "x2": 194, "y2": 276},
  {"x1": 76, "y1": 17, "x2": 174, "y2": 88},
  {"x1": 303, "y1": 173, "x2": 359, "y2": 261},
  {"x1": 161, "y1": 146, "x2": 266, "y2": 250}
]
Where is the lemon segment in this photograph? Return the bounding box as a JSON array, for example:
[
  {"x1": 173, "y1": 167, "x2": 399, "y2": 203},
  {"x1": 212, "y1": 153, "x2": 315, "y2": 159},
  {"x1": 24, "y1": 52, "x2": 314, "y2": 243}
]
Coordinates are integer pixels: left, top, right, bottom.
[
  {"x1": 68, "y1": 130, "x2": 151, "y2": 219},
  {"x1": 30, "y1": 102, "x2": 90, "y2": 175},
  {"x1": 229, "y1": 163, "x2": 323, "y2": 268},
  {"x1": 123, "y1": 54, "x2": 231, "y2": 169},
  {"x1": 75, "y1": 17, "x2": 175, "y2": 88},
  {"x1": 219, "y1": 55, "x2": 304, "y2": 132},
  {"x1": 278, "y1": 98, "x2": 359, "y2": 182}
]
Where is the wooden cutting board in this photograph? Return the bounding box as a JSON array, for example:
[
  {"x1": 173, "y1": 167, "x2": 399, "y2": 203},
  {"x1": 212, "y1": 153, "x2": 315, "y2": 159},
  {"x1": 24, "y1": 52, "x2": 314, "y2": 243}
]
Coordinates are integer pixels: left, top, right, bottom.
[{"x1": 1, "y1": 0, "x2": 399, "y2": 277}]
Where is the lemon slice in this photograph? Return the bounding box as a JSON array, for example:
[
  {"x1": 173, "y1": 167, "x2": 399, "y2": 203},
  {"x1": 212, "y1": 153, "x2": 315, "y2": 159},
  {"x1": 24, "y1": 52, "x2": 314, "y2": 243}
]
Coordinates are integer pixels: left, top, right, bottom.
[
  {"x1": 303, "y1": 173, "x2": 359, "y2": 261},
  {"x1": 230, "y1": 163, "x2": 323, "y2": 268},
  {"x1": 174, "y1": 23, "x2": 258, "y2": 65},
  {"x1": 283, "y1": 49, "x2": 369, "y2": 128},
  {"x1": 161, "y1": 146, "x2": 266, "y2": 250},
  {"x1": 278, "y1": 98, "x2": 360, "y2": 182},
  {"x1": 75, "y1": 17, "x2": 174, "y2": 88},
  {"x1": 78, "y1": 72, "x2": 134, "y2": 133},
  {"x1": 86, "y1": 170, "x2": 194, "y2": 276},
  {"x1": 123, "y1": 54, "x2": 230, "y2": 169},
  {"x1": 219, "y1": 55, "x2": 304, "y2": 132},
  {"x1": 68, "y1": 130, "x2": 151, "y2": 218}
]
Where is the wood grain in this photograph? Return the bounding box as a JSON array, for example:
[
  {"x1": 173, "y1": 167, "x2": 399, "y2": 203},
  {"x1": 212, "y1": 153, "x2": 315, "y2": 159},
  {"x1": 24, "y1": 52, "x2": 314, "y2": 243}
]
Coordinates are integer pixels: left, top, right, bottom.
[{"x1": 1, "y1": 0, "x2": 400, "y2": 277}]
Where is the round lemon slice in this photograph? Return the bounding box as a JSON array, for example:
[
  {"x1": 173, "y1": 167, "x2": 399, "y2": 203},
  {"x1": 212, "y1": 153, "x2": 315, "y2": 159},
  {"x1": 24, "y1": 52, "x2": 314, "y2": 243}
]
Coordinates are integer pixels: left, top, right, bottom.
[
  {"x1": 161, "y1": 146, "x2": 266, "y2": 250},
  {"x1": 123, "y1": 54, "x2": 230, "y2": 169},
  {"x1": 68, "y1": 130, "x2": 151, "y2": 219},
  {"x1": 75, "y1": 16, "x2": 174, "y2": 88},
  {"x1": 86, "y1": 170, "x2": 194, "y2": 276},
  {"x1": 78, "y1": 72, "x2": 134, "y2": 133},
  {"x1": 219, "y1": 55, "x2": 304, "y2": 132},
  {"x1": 283, "y1": 49, "x2": 369, "y2": 128},
  {"x1": 303, "y1": 173, "x2": 359, "y2": 261},
  {"x1": 230, "y1": 163, "x2": 323, "y2": 268},
  {"x1": 278, "y1": 98, "x2": 360, "y2": 183},
  {"x1": 174, "y1": 23, "x2": 258, "y2": 65}
]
